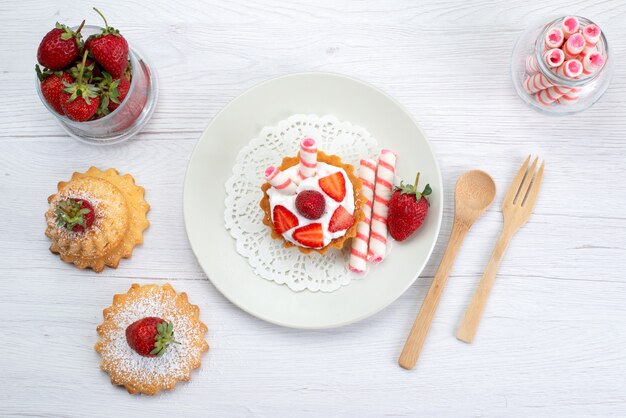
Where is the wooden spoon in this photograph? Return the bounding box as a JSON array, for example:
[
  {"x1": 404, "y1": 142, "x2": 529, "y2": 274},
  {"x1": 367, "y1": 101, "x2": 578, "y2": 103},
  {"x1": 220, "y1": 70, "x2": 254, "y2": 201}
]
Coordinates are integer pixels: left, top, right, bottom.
[{"x1": 399, "y1": 170, "x2": 496, "y2": 370}]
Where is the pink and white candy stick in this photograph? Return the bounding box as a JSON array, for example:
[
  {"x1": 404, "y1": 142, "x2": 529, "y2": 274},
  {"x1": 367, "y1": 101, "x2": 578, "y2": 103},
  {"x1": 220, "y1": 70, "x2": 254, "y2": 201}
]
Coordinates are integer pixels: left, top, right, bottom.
[
  {"x1": 582, "y1": 52, "x2": 605, "y2": 75},
  {"x1": 297, "y1": 137, "x2": 317, "y2": 180},
  {"x1": 545, "y1": 27, "x2": 564, "y2": 49},
  {"x1": 544, "y1": 48, "x2": 565, "y2": 68},
  {"x1": 348, "y1": 158, "x2": 377, "y2": 273},
  {"x1": 561, "y1": 16, "x2": 580, "y2": 39},
  {"x1": 556, "y1": 59, "x2": 583, "y2": 78},
  {"x1": 264, "y1": 166, "x2": 297, "y2": 194},
  {"x1": 525, "y1": 55, "x2": 539, "y2": 74},
  {"x1": 557, "y1": 92, "x2": 580, "y2": 105},
  {"x1": 527, "y1": 48, "x2": 564, "y2": 75},
  {"x1": 536, "y1": 85, "x2": 576, "y2": 106},
  {"x1": 563, "y1": 33, "x2": 585, "y2": 59},
  {"x1": 582, "y1": 24, "x2": 601, "y2": 53},
  {"x1": 368, "y1": 149, "x2": 396, "y2": 263},
  {"x1": 523, "y1": 72, "x2": 555, "y2": 94}
]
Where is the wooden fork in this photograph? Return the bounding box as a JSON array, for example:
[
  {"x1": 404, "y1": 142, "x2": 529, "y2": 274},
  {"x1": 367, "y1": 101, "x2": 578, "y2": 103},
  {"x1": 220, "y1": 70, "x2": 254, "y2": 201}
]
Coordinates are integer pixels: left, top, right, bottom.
[{"x1": 456, "y1": 156, "x2": 545, "y2": 343}]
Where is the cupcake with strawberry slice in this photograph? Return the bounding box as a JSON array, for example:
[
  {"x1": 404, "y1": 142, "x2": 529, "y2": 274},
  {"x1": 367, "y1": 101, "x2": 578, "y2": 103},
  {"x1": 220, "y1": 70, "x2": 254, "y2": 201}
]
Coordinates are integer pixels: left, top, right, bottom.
[{"x1": 260, "y1": 137, "x2": 365, "y2": 254}]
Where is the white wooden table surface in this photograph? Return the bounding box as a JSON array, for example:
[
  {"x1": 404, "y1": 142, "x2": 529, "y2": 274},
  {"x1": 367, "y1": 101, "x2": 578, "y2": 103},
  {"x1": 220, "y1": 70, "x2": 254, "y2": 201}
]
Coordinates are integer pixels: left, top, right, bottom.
[{"x1": 1, "y1": 0, "x2": 626, "y2": 416}]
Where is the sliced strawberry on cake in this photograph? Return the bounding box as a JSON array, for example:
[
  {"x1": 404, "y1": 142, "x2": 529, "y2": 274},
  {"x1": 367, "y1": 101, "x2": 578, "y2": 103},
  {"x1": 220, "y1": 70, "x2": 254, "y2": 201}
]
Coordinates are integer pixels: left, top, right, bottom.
[
  {"x1": 328, "y1": 205, "x2": 354, "y2": 233},
  {"x1": 273, "y1": 205, "x2": 299, "y2": 234},
  {"x1": 292, "y1": 223, "x2": 324, "y2": 249},
  {"x1": 318, "y1": 172, "x2": 346, "y2": 202}
]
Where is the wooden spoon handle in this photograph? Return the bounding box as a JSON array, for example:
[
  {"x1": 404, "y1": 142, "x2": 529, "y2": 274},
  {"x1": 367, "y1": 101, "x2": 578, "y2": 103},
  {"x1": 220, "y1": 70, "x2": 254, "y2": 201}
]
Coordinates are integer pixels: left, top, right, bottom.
[
  {"x1": 398, "y1": 221, "x2": 468, "y2": 370},
  {"x1": 456, "y1": 229, "x2": 513, "y2": 343}
]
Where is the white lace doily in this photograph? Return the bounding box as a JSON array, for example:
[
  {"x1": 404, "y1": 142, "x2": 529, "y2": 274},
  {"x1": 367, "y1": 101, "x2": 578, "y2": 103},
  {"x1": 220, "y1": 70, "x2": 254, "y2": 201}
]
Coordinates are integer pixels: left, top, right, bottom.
[{"x1": 224, "y1": 114, "x2": 379, "y2": 292}]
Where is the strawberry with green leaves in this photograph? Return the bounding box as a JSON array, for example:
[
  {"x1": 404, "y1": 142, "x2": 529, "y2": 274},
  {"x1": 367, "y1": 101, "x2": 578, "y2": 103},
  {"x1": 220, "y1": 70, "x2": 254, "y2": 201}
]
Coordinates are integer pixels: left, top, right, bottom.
[
  {"x1": 387, "y1": 172, "x2": 432, "y2": 241},
  {"x1": 59, "y1": 51, "x2": 100, "y2": 121},
  {"x1": 97, "y1": 71, "x2": 131, "y2": 114},
  {"x1": 69, "y1": 58, "x2": 99, "y2": 84},
  {"x1": 87, "y1": 8, "x2": 129, "y2": 77},
  {"x1": 125, "y1": 317, "x2": 180, "y2": 357},
  {"x1": 36, "y1": 66, "x2": 75, "y2": 115},
  {"x1": 55, "y1": 198, "x2": 95, "y2": 232},
  {"x1": 37, "y1": 21, "x2": 85, "y2": 70}
]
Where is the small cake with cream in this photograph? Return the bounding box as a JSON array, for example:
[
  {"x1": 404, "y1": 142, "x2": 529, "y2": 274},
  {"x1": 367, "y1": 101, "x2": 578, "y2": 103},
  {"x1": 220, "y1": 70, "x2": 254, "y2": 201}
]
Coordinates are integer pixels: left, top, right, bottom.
[{"x1": 260, "y1": 138, "x2": 364, "y2": 254}]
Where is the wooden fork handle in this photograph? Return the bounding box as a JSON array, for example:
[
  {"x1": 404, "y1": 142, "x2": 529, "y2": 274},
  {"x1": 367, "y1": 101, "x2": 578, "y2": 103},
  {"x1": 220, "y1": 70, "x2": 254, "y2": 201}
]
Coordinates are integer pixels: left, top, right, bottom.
[
  {"x1": 399, "y1": 222, "x2": 469, "y2": 370},
  {"x1": 456, "y1": 228, "x2": 514, "y2": 343}
]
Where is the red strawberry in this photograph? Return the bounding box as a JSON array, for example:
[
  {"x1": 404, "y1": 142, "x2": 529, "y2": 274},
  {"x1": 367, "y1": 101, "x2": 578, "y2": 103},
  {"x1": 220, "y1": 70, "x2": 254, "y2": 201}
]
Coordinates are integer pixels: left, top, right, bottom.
[
  {"x1": 37, "y1": 67, "x2": 74, "y2": 114},
  {"x1": 87, "y1": 8, "x2": 129, "y2": 77},
  {"x1": 292, "y1": 223, "x2": 324, "y2": 248},
  {"x1": 69, "y1": 58, "x2": 101, "y2": 84},
  {"x1": 295, "y1": 190, "x2": 326, "y2": 220},
  {"x1": 328, "y1": 205, "x2": 354, "y2": 232},
  {"x1": 54, "y1": 198, "x2": 96, "y2": 232},
  {"x1": 319, "y1": 172, "x2": 346, "y2": 202},
  {"x1": 37, "y1": 21, "x2": 84, "y2": 70},
  {"x1": 125, "y1": 317, "x2": 180, "y2": 357},
  {"x1": 387, "y1": 172, "x2": 432, "y2": 241},
  {"x1": 59, "y1": 51, "x2": 100, "y2": 121},
  {"x1": 87, "y1": 58, "x2": 103, "y2": 79},
  {"x1": 97, "y1": 71, "x2": 131, "y2": 113},
  {"x1": 273, "y1": 205, "x2": 299, "y2": 234},
  {"x1": 61, "y1": 94, "x2": 100, "y2": 121},
  {"x1": 108, "y1": 76, "x2": 130, "y2": 111}
]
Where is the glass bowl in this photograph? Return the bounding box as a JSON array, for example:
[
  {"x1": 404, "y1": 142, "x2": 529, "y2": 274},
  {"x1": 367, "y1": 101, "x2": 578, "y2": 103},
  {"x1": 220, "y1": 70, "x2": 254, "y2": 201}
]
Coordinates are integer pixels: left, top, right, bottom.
[
  {"x1": 511, "y1": 16, "x2": 613, "y2": 116},
  {"x1": 35, "y1": 25, "x2": 158, "y2": 145}
]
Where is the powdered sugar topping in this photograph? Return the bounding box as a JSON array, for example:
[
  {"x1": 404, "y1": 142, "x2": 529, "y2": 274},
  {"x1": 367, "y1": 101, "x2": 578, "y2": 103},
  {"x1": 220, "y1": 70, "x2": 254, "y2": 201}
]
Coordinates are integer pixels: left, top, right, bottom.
[
  {"x1": 98, "y1": 287, "x2": 206, "y2": 386},
  {"x1": 49, "y1": 189, "x2": 102, "y2": 238}
]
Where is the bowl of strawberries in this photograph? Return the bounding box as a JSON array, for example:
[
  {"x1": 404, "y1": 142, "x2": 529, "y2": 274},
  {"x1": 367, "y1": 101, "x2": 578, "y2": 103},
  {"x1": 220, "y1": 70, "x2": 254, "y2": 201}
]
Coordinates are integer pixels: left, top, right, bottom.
[{"x1": 35, "y1": 8, "x2": 157, "y2": 145}]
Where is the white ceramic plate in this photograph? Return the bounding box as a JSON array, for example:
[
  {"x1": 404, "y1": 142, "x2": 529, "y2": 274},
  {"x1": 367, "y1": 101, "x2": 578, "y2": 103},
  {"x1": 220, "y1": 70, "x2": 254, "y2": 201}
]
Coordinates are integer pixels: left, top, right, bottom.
[{"x1": 184, "y1": 72, "x2": 443, "y2": 329}]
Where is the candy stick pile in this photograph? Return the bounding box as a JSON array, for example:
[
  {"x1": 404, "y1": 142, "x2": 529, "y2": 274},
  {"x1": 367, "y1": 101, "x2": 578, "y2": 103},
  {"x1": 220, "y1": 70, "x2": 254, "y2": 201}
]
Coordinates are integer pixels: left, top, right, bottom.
[
  {"x1": 523, "y1": 16, "x2": 606, "y2": 106},
  {"x1": 349, "y1": 149, "x2": 397, "y2": 272}
]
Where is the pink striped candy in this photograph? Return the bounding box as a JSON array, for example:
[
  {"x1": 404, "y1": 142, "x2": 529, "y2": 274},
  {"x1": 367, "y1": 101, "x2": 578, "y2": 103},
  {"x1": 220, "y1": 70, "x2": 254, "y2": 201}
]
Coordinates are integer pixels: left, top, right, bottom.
[
  {"x1": 348, "y1": 158, "x2": 377, "y2": 273},
  {"x1": 368, "y1": 150, "x2": 396, "y2": 263},
  {"x1": 536, "y1": 85, "x2": 575, "y2": 106},
  {"x1": 562, "y1": 16, "x2": 580, "y2": 39},
  {"x1": 556, "y1": 59, "x2": 583, "y2": 79},
  {"x1": 536, "y1": 86, "x2": 581, "y2": 106},
  {"x1": 583, "y1": 24, "x2": 601, "y2": 49},
  {"x1": 545, "y1": 27, "x2": 564, "y2": 49},
  {"x1": 297, "y1": 137, "x2": 318, "y2": 180},
  {"x1": 557, "y1": 93, "x2": 580, "y2": 105},
  {"x1": 544, "y1": 48, "x2": 565, "y2": 68},
  {"x1": 265, "y1": 166, "x2": 297, "y2": 195},
  {"x1": 563, "y1": 33, "x2": 585, "y2": 59},
  {"x1": 526, "y1": 55, "x2": 539, "y2": 75},
  {"x1": 582, "y1": 52, "x2": 605, "y2": 75},
  {"x1": 523, "y1": 72, "x2": 555, "y2": 94}
]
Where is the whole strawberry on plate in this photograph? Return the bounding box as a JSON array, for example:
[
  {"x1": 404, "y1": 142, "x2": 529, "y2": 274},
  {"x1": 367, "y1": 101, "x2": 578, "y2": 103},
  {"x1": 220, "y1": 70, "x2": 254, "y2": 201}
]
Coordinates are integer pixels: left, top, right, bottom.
[
  {"x1": 387, "y1": 172, "x2": 432, "y2": 241},
  {"x1": 37, "y1": 21, "x2": 85, "y2": 70},
  {"x1": 36, "y1": 66, "x2": 75, "y2": 115},
  {"x1": 86, "y1": 8, "x2": 129, "y2": 78},
  {"x1": 59, "y1": 51, "x2": 100, "y2": 121},
  {"x1": 125, "y1": 317, "x2": 180, "y2": 357}
]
